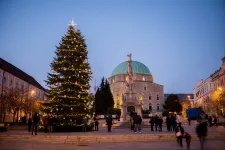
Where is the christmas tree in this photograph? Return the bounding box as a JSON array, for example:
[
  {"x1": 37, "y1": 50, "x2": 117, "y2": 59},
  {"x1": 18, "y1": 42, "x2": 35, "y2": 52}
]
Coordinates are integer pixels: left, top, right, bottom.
[{"x1": 44, "y1": 19, "x2": 93, "y2": 130}]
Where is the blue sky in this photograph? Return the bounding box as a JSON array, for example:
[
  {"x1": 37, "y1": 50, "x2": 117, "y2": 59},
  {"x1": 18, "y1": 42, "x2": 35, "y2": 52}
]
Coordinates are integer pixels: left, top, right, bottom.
[{"x1": 0, "y1": 0, "x2": 224, "y2": 93}]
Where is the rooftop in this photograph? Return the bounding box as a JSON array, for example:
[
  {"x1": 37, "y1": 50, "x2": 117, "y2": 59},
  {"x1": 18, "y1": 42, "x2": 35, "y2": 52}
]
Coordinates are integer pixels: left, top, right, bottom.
[{"x1": 0, "y1": 58, "x2": 46, "y2": 91}]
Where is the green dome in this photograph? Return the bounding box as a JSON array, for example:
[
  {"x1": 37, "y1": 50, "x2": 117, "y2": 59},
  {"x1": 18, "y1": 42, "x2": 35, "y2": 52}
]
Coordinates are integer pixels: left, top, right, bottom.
[{"x1": 111, "y1": 61, "x2": 152, "y2": 77}]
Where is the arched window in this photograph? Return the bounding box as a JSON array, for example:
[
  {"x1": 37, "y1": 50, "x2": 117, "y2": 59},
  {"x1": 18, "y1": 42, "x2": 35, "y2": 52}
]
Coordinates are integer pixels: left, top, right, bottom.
[
  {"x1": 112, "y1": 79, "x2": 115, "y2": 83},
  {"x1": 149, "y1": 103, "x2": 152, "y2": 112},
  {"x1": 139, "y1": 95, "x2": 143, "y2": 101},
  {"x1": 142, "y1": 76, "x2": 145, "y2": 81},
  {"x1": 126, "y1": 76, "x2": 128, "y2": 81},
  {"x1": 157, "y1": 103, "x2": 160, "y2": 110},
  {"x1": 149, "y1": 94, "x2": 151, "y2": 100},
  {"x1": 157, "y1": 94, "x2": 159, "y2": 100}
]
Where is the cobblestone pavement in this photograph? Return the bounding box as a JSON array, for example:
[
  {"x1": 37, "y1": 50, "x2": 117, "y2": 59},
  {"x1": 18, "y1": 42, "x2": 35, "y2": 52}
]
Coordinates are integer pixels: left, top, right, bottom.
[{"x1": 0, "y1": 140, "x2": 224, "y2": 150}]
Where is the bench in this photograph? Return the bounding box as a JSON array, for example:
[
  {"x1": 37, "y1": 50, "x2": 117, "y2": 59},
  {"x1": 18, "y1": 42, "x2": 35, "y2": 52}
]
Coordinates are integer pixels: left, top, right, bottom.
[{"x1": 0, "y1": 123, "x2": 8, "y2": 132}]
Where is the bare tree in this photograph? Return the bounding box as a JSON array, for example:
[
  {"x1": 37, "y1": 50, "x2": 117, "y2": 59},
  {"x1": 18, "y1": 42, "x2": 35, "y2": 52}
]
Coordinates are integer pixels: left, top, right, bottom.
[{"x1": 4, "y1": 87, "x2": 26, "y2": 122}]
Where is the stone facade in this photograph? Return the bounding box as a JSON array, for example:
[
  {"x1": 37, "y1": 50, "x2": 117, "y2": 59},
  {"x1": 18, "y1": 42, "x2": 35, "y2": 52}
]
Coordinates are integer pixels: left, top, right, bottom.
[
  {"x1": 108, "y1": 54, "x2": 164, "y2": 121},
  {"x1": 193, "y1": 78, "x2": 213, "y2": 109},
  {"x1": 0, "y1": 58, "x2": 47, "y2": 122},
  {"x1": 193, "y1": 57, "x2": 225, "y2": 115}
]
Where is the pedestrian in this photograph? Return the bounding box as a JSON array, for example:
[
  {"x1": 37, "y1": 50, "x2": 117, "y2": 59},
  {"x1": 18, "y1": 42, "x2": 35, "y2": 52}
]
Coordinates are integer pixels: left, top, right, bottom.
[
  {"x1": 188, "y1": 117, "x2": 191, "y2": 126},
  {"x1": 48, "y1": 116, "x2": 53, "y2": 133},
  {"x1": 106, "y1": 115, "x2": 113, "y2": 132},
  {"x1": 32, "y1": 113, "x2": 40, "y2": 135},
  {"x1": 82, "y1": 117, "x2": 87, "y2": 132},
  {"x1": 136, "y1": 115, "x2": 142, "y2": 133},
  {"x1": 175, "y1": 122, "x2": 184, "y2": 148},
  {"x1": 42, "y1": 117, "x2": 48, "y2": 133},
  {"x1": 158, "y1": 116, "x2": 163, "y2": 132},
  {"x1": 94, "y1": 115, "x2": 99, "y2": 131},
  {"x1": 28, "y1": 118, "x2": 32, "y2": 132},
  {"x1": 196, "y1": 121, "x2": 208, "y2": 150},
  {"x1": 171, "y1": 115, "x2": 176, "y2": 131},
  {"x1": 166, "y1": 115, "x2": 171, "y2": 131},
  {"x1": 130, "y1": 117, "x2": 135, "y2": 131},
  {"x1": 183, "y1": 132, "x2": 192, "y2": 150},
  {"x1": 149, "y1": 116, "x2": 155, "y2": 131}
]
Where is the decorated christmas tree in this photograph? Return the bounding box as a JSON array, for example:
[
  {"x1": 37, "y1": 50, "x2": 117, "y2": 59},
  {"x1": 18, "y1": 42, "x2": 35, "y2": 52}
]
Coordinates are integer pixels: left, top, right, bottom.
[{"x1": 44, "y1": 19, "x2": 93, "y2": 130}]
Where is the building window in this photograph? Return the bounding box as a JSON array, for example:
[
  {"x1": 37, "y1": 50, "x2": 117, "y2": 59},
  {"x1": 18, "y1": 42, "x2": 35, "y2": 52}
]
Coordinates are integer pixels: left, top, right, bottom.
[
  {"x1": 157, "y1": 94, "x2": 159, "y2": 100},
  {"x1": 149, "y1": 103, "x2": 152, "y2": 112},
  {"x1": 144, "y1": 86, "x2": 147, "y2": 91},
  {"x1": 139, "y1": 95, "x2": 143, "y2": 101},
  {"x1": 149, "y1": 94, "x2": 151, "y2": 100},
  {"x1": 157, "y1": 103, "x2": 160, "y2": 110},
  {"x1": 112, "y1": 79, "x2": 115, "y2": 83},
  {"x1": 142, "y1": 76, "x2": 145, "y2": 81},
  {"x1": 126, "y1": 76, "x2": 128, "y2": 81}
]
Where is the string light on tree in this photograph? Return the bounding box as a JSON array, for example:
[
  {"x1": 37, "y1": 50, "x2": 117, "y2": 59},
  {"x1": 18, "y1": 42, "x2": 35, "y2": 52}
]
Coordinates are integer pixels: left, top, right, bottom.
[{"x1": 43, "y1": 19, "x2": 93, "y2": 130}]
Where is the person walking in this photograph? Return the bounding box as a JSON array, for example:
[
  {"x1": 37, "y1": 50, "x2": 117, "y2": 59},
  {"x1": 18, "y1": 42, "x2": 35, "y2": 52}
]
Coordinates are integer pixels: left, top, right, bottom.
[
  {"x1": 175, "y1": 122, "x2": 184, "y2": 148},
  {"x1": 32, "y1": 113, "x2": 40, "y2": 135},
  {"x1": 106, "y1": 115, "x2": 113, "y2": 132},
  {"x1": 166, "y1": 115, "x2": 171, "y2": 131},
  {"x1": 48, "y1": 116, "x2": 53, "y2": 133},
  {"x1": 183, "y1": 132, "x2": 192, "y2": 150},
  {"x1": 94, "y1": 115, "x2": 99, "y2": 131},
  {"x1": 137, "y1": 115, "x2": 142, "y2": 133},
  {"x1": 42, "y1": 117, "x2": 48, "y2": 133},
  {"x1": 196, "y1": 121, "x2": 208, "y2": 150},
  {"x1": 82, "y1": 117, "x2": 87, "y2": 132},
  {"x1": 188, "y1": 117, "x2": 191, "y2": 126},
  {"x1": 149, "y1": 116, "x2": 155, "y2": 131},
  {"x1": 158, "y1": 116, "x2": 163, "y2": 132}
]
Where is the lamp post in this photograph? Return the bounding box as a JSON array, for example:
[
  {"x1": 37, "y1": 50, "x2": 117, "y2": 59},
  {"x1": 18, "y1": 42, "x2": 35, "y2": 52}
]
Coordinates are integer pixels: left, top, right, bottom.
[{"x1": 29, "y1": 90, "x2": 35, "y2": 118}]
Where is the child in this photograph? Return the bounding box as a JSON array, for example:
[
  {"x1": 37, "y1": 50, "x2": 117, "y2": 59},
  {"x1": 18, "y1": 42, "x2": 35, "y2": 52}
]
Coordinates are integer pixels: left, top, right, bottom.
[{"x1": 183, "y1": 132, "x2": 192, "y2": 150}]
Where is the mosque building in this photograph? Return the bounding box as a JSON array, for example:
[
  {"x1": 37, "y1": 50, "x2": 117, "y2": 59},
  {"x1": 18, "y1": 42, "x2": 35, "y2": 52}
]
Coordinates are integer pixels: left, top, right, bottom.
[{"x1": 108, "y1": 54, "x2": 164, "y2": 121}]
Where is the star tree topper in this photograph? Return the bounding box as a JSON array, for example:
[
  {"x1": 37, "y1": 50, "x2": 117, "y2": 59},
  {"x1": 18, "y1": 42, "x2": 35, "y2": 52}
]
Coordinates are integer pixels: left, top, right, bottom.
[{"x1": 68, "y1": 18, "x2": 77, "y2": 27}]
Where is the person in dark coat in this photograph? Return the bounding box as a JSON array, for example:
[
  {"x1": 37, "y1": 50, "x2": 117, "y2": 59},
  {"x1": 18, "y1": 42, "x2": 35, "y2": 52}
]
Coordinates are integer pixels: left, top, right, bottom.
[
  {"x1": 149, "y1": 117, "x2": 155, "y2": 131},
  {"x1": 48, "y1": 116, "x2": 53, "y2": 133},
  {"x1": 42, "y1": 117, "x2": 48, "y2": 133},
  {"x1": 196, "y1": 121, "x2": 208, "y2": 150},
  {"x1": 171, "y1": 115, "x2": 176, "y2": 131},
  {"x1": 175, "y1": 122, "x2": 184, "y2": 148},
  {"x1": 106, "y1": 115, "x2": 113, "y2": 132},
  {"x1": 32, "y1": 113, "x2": 40, "y2": 135},
  {"x1": 188, "y1": 117, "x2": 191, "y2": 126},
  {"x1": 94, "y1": 115, "x2": 99, "y2": 131},
  {"x1": 166, "y1": 116, "x2": 171, "y2": 131},
  {"x1": 183, "y1": 132, "x2": 192, "y2": 150},
  {"x1": 158, "y1": 116, "x2": 163, "y2": 132},
  {"x1": 28, "y1": 118, "x2": 32, "y2": 132}
]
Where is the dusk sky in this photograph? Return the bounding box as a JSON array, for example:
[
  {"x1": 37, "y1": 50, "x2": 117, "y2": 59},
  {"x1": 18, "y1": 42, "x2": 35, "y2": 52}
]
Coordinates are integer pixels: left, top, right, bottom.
[{"x1": 0, "y1": 0, "x2": 224, "y2": 93}]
